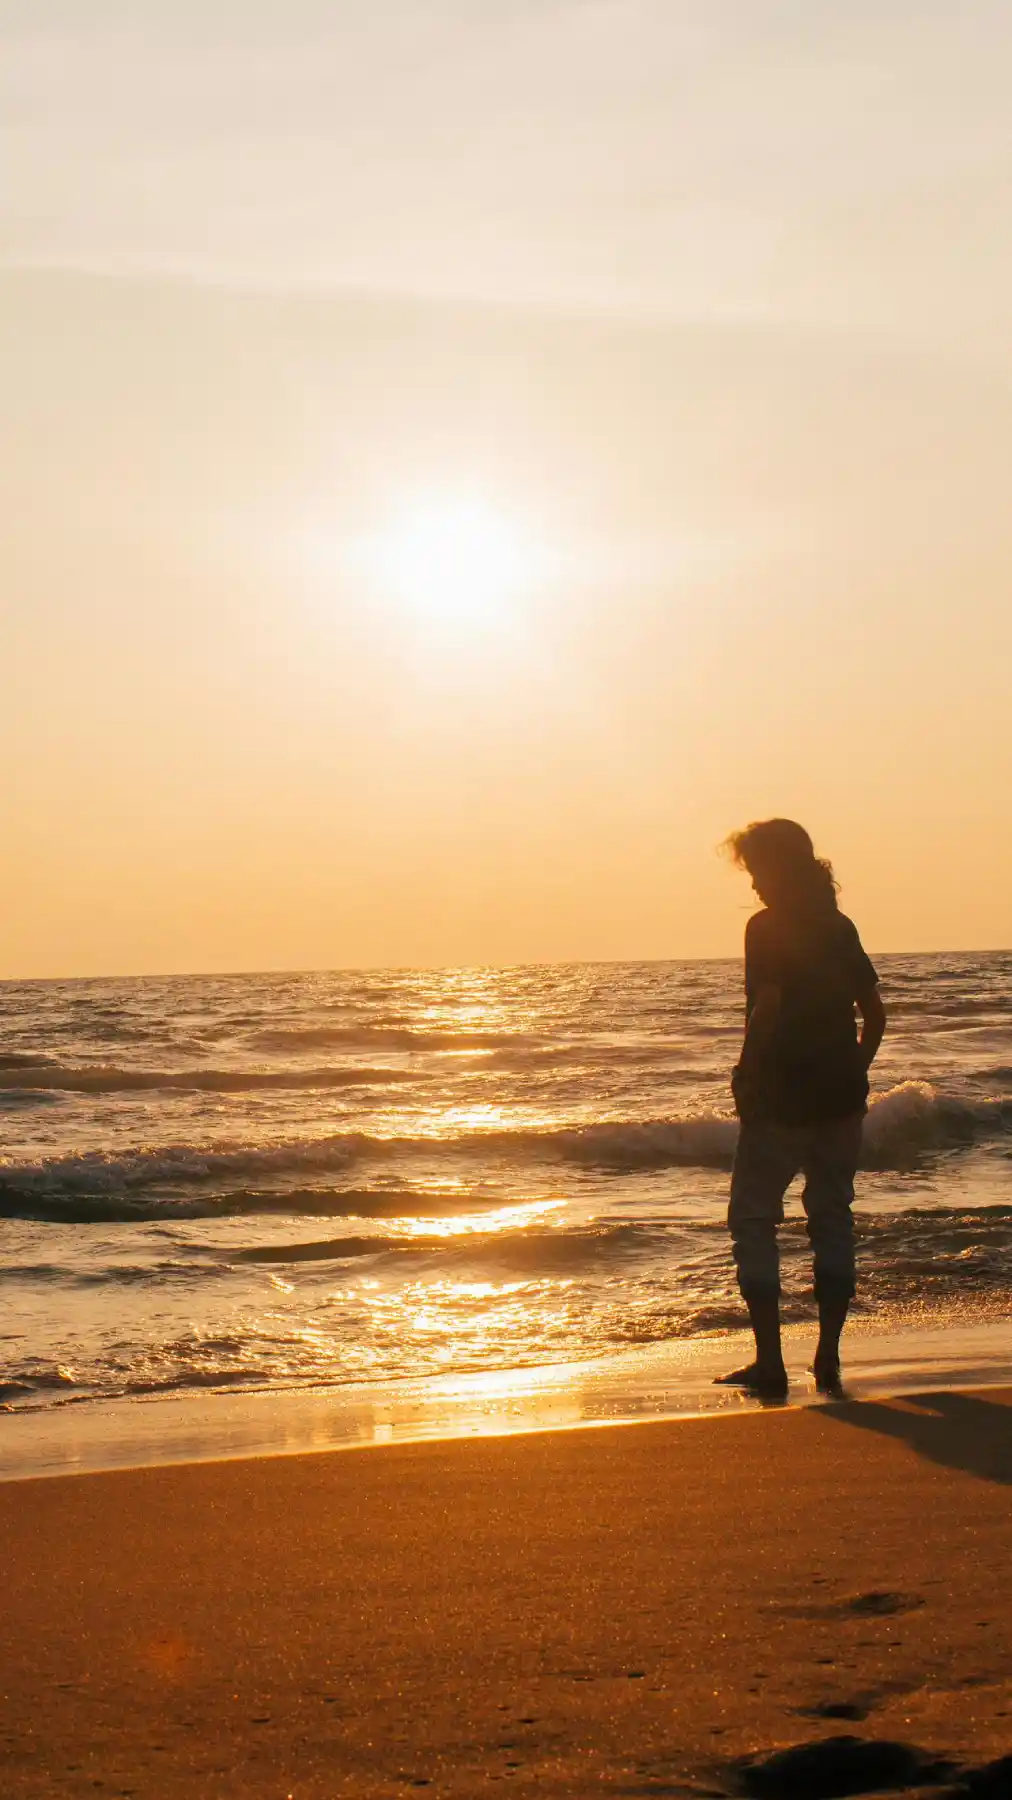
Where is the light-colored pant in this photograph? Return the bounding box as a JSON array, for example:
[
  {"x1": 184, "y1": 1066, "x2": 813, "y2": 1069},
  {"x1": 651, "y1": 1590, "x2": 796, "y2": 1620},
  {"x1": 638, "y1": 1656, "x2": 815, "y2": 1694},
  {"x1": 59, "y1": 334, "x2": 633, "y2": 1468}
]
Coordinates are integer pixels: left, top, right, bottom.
[{"x1": 728, "y1": 1113, "x2": 864, "y2": 1299}]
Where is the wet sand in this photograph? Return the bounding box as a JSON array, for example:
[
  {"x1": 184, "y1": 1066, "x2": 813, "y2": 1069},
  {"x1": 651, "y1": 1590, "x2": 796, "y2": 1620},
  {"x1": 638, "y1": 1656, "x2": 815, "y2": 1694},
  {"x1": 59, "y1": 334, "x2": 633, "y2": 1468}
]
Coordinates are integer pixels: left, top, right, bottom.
[
  {"x1": 7, "y1": 1313, "x2": 1012, "y2": 1482},
  {"x1": 3, "y1": 1390, "x2": 1012, "y2": 1797}
]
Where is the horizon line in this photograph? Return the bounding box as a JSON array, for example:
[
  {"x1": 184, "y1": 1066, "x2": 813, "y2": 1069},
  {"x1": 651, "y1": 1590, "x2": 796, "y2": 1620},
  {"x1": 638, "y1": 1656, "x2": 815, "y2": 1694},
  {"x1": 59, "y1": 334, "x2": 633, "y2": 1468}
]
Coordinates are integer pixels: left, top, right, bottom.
[{"x1": 2, "y1": 945, "x2": 1007, "y2": 987}]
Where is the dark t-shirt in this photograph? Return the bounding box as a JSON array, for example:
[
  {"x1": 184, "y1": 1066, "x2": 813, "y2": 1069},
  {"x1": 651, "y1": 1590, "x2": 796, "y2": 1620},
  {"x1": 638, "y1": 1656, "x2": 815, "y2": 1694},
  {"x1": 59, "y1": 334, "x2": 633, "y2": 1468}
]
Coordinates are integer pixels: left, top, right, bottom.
[{"x1": 738, "y1": 907, "x2": 879, "y2": 1125}]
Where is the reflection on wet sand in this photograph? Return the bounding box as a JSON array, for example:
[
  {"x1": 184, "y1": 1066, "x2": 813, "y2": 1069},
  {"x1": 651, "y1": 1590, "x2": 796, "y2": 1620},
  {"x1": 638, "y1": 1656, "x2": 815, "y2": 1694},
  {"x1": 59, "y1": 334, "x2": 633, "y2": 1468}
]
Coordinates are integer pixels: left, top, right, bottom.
[{"x1": 6, "y1": 1314, "x2": 1012, "y2": 1483}]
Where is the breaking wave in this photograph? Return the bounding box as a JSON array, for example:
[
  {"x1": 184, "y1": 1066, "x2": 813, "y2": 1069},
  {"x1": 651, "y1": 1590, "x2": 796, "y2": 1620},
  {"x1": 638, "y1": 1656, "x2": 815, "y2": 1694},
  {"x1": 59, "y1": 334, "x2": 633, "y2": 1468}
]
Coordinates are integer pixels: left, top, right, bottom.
[
  {"x1": 1, "y1": 1082, "x2": 1008, "y2": 1221},
  {"x1": 862, "y1": 1079, "x2": 1011, "y2": 1162}
]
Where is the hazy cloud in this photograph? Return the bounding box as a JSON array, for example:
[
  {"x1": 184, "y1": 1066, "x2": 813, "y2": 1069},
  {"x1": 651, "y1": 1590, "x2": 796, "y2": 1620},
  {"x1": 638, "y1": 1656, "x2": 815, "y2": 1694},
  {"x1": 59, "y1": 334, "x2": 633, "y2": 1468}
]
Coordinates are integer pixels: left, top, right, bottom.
[{"x1": 3, "y1": 1, "x2": 1012, "y2": 340}]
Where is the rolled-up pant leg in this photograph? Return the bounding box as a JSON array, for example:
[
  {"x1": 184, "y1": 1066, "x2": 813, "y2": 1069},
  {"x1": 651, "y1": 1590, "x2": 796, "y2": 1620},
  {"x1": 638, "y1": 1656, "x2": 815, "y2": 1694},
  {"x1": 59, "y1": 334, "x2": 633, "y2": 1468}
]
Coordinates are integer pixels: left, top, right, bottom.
[
  {"x1": 728, "y1": 1120, "x2": 803, "y2": 1299},
  {"x1": 800, "y1": 1113, "x2": 864, "y2": 1300}
]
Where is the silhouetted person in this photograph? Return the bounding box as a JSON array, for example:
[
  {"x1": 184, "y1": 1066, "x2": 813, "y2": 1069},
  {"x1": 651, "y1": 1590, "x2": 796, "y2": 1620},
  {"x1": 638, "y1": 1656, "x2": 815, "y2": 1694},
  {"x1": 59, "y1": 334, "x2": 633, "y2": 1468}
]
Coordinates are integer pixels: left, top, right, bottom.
[{"x1": 717, "y1": 819, "x2": 886, "y2": 1398}]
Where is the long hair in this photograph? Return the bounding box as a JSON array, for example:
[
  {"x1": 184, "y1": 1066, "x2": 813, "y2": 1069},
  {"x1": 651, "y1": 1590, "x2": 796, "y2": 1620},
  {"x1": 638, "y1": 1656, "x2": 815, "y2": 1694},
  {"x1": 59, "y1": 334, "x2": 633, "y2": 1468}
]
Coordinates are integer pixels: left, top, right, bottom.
[{"x1": 723, "y1": 818, "x2": 839, "y2": 919}]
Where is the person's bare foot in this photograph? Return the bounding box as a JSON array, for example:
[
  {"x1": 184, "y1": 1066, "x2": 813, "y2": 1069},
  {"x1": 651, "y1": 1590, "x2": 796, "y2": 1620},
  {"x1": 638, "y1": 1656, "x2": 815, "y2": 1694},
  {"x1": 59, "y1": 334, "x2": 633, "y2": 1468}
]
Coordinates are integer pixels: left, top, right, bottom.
[
  {"x1": 714, "y1": 1362, "x2": 788, "y2": 1400},
  {"x1": 813, "y1": 1350, "x2": 844, "y2": 1397}
]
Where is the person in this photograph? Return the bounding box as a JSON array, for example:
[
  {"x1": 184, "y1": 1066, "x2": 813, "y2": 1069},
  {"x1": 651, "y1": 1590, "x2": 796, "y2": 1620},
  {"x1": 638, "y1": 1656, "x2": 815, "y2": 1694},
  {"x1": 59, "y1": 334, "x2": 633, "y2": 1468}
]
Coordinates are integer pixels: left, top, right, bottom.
[{"x1": 717, "y1": 819, "x2": 886, "y2": 1398}]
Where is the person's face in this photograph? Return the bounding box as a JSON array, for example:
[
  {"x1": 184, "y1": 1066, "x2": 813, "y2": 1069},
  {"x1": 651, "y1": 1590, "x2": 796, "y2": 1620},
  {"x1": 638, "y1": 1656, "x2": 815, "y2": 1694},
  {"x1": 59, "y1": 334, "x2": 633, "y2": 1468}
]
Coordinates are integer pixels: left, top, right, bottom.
[{"x1": 746, "y1": 859, "x2": 779, "y2": 907}]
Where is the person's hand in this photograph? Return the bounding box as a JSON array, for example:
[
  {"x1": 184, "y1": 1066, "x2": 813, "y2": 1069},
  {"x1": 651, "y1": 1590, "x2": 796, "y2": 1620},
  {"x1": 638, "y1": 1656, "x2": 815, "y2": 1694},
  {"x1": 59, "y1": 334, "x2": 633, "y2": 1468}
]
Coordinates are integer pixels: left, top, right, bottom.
[{"x1": 731, "y1": 1064, "x2": 763, "y2": 1122}]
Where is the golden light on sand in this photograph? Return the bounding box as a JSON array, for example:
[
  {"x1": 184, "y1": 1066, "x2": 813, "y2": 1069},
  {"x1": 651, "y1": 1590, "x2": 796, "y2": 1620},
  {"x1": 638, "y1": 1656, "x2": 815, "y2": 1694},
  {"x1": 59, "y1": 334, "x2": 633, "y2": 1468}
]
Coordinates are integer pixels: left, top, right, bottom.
[{"x1": 367, "y1": 496, "x2": 534, "y2": 622}]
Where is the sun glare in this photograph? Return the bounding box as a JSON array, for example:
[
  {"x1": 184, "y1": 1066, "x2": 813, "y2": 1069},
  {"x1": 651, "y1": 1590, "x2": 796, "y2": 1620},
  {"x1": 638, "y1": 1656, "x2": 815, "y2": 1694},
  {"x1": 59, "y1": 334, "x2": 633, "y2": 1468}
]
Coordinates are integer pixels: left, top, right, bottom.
[{"x1": 367, "y1": 497, "x2": 532, "y2": 622}]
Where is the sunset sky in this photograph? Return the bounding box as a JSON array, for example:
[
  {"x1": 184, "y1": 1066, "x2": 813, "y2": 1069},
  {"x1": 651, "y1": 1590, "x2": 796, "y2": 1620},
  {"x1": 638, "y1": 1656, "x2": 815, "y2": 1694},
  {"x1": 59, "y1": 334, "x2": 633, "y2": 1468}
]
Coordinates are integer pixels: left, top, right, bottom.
[{"x1": 3, "y1": 0, "x2": 1011, "y2": 976}]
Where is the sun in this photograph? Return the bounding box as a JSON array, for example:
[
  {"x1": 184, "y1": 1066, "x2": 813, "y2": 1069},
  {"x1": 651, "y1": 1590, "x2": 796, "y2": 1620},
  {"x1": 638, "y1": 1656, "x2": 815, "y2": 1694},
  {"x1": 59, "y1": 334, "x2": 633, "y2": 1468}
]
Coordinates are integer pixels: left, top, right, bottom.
[{"x1": 367, "y1": 496, "x2": 532, "y2": 622}]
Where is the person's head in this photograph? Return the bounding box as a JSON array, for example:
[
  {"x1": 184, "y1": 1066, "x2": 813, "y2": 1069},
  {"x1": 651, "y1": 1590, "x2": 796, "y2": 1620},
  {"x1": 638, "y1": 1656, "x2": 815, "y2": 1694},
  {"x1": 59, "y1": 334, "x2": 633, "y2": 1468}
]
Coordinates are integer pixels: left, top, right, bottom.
[{"x1": 723, "y1": 818, "x2": 839, "y2": 917}]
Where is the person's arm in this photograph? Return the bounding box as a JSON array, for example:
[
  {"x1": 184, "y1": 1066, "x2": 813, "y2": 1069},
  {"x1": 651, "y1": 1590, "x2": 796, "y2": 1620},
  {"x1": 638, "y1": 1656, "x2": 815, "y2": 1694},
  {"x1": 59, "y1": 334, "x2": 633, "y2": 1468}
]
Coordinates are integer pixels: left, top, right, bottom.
[
  {"x1": 733, "y1": 913, "x2": 781, "y2": 1116},
  {"x1": 738, "y1": 984, "x2": 782, "y2": 1076},
  {"x1": 732, "y1": 982, "x2": 781, "y2": 1117},
  {"x1": 856, "y1": 986, "x2": 886, "y2": 1070}
]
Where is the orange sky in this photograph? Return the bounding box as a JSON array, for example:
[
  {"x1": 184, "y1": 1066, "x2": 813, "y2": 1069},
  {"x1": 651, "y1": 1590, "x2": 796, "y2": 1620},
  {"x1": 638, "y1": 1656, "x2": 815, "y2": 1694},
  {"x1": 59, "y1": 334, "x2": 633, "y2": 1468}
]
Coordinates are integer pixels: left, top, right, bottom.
[{"x1": 2, "y1": 3, "x2": 1011, "y2": 976}]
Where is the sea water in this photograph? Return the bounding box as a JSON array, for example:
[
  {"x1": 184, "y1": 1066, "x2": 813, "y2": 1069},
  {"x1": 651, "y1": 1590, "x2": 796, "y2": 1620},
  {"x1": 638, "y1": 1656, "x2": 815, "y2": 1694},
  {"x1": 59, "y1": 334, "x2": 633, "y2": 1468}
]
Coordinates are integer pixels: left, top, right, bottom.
[{"x1": 1, "y1": 954, "x2": 1010, "y2": 1432}]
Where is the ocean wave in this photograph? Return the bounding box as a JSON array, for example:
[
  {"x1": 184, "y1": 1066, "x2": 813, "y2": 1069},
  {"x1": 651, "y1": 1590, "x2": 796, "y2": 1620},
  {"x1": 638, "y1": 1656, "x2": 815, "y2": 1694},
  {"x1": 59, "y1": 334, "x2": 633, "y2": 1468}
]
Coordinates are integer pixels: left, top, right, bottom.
[
  {"x1": 0, "y1": 1063, "x2": 419, "y2": 1095},
  {"x1": 888, "y1": 995, "x2": 1012, "y2": 1020},
  {"x1": 232, "y1": 1220, "x2": 655, "y2": 1272},
  {"x1": 0, "y1": 1116, "x2": 738, "y2": 1218},
  {"x1": 861, "y1": 1080, "x2": 1010, "y2": 1163},
  {"x1": 0, "y1": 1184, "x2": 507, "y2": 1225},
  {"x1": 0, "y1": 1258, "x2": 212, "y2": 1287},
  {"x1": 248, "y1": 1025, "x2": 543, "y2": 1052},
  {"x1": 861, "y1": 1201, "x2": 1012, "y2": 1252},
  {"x1": 0, "y1": 1089, "x2": 66, "y2": 1109},
  {"x1": 231, "y1": 1201, "x2": 1012, "y2": 1279},
  {"x1": 1, "y1": 1083, "x2": 1007, "y2": 1221}
]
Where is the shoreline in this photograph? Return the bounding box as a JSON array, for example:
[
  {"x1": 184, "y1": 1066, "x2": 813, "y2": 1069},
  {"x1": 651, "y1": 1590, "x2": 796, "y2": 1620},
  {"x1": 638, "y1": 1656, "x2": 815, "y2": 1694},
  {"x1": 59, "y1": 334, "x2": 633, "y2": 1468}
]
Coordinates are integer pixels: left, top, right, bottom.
[{"x1": 5, "y1": 1308, "x2": 1012, "y2": 1483}]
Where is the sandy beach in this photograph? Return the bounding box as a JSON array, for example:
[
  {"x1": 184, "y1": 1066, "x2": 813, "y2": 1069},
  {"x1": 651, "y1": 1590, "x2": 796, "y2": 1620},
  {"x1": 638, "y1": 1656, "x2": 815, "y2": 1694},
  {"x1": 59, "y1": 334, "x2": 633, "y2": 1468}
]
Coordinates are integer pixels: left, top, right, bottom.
[{"x1": 3, "y1": 1389, "x2": 1011, "y2": 1798}]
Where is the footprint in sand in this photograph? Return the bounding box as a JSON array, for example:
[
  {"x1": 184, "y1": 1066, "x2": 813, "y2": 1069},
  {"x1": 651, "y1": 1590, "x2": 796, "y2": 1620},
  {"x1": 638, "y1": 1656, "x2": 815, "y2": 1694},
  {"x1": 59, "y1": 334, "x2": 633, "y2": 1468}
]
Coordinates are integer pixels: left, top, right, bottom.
[
  {"x1": 799, "y1": 1701, "x2": 873, "y2": 1722},
  {"x1": 773, "y1": 1589, "x2": 925, "y2": 1622},
  {"x1": 847, "y1": 1591, "x2": 925, "y2": 1619}
]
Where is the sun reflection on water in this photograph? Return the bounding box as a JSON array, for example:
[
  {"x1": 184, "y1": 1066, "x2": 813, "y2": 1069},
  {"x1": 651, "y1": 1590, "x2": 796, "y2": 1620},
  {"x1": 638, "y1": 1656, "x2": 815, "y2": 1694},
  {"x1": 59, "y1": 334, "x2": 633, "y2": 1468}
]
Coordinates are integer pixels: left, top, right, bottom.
[
  {"x1": 328, "y1": 1266, "x2": 583, "y2": 1375},
  {"x1": 400, "y1": 1197, "x2": 564, "y2": 1238}
]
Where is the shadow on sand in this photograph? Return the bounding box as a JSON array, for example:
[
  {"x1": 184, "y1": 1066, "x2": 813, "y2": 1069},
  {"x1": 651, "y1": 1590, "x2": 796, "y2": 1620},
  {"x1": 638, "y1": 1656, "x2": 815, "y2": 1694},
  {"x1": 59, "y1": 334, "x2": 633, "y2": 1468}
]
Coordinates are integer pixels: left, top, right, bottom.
[{"x1": 821, "y1": 1388, "x2": 1012, "y2": 1486}]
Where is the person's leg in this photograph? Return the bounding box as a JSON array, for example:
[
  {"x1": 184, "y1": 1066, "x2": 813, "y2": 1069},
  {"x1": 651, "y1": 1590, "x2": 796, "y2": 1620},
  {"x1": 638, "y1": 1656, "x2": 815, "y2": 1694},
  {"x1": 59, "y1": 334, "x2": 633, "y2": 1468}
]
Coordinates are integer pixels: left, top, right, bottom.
[
  {"x1": 720, "y1": 1119, "x2": 801, "y2": 1394},
  {"x1": 741, "y1": 1288, "x2": 786, "y2": 1383},
  {"x1": 800, "y1": 1114, "x2": 864, "y2": 1390}
]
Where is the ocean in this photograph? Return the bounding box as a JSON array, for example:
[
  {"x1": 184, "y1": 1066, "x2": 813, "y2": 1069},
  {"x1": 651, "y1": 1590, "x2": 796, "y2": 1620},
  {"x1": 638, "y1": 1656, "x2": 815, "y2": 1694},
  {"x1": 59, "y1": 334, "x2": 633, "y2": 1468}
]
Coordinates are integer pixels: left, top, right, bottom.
[{"x1": 2, "y1": 953, "x2": 1011, "y2": 1443}]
